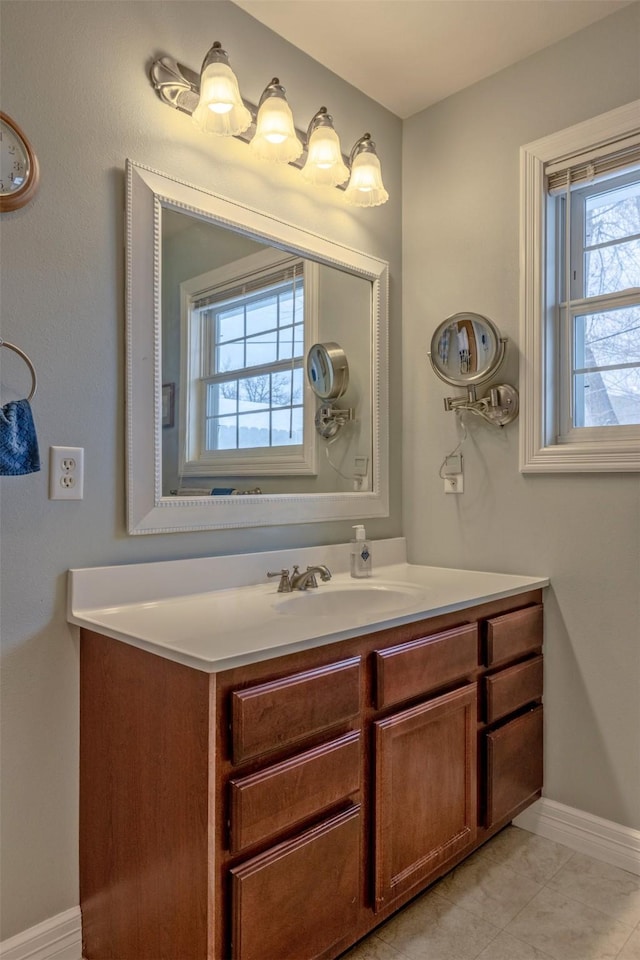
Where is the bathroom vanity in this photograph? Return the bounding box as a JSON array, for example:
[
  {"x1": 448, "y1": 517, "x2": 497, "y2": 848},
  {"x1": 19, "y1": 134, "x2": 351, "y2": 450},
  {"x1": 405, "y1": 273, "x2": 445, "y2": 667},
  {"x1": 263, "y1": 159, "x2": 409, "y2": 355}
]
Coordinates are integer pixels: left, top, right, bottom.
[{"x1": 72, "y1": 543, "x2": 547, "y2": 960}]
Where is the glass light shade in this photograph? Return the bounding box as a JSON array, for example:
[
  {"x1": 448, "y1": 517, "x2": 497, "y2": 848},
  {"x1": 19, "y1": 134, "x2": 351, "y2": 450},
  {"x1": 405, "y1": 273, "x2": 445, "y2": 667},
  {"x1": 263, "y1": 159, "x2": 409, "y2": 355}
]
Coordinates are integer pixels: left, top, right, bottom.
[
  {"x1": 250, "y1": 90, "x2": 302, "y2": 163},
  {"x1": 344, "y1": 150, "x2": 389, "y2": 207},
  {"x1": 192, "y1": 61, "x2": 252, "y2": 136},
  {"x1": 301, "y1": 125, "x2": 350, "y2": 186}
]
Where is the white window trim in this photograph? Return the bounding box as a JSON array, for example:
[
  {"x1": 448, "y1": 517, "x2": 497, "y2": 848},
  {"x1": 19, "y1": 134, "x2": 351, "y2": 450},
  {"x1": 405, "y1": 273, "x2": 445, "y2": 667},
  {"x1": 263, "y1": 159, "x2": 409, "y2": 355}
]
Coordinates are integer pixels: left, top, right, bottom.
[
  {"x1": 178, "y1": 248, "x2": 319, "y2": 478},
  {"x1": 519, "y1": 99, "x2": 640, "y2": 473}
]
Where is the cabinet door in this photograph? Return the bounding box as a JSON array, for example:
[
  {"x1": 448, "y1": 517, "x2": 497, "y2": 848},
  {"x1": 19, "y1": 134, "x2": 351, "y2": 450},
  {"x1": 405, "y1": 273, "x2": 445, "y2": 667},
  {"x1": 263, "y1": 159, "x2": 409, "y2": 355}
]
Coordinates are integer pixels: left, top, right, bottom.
[
  {"x1": 230, "y1": 806, "x2": 361, "y2": 960},
  {"x1": 374, "y1": 685, "x2": 477, "y2": 911}
]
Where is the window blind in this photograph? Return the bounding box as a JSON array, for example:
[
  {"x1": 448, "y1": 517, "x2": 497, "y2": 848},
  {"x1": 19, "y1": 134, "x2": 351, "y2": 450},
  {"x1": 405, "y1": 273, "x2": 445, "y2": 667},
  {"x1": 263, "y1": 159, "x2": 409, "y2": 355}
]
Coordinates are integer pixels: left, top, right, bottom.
[
  {"x1": 192, "y1": 259, "x2": 304, "y2": 310},
  {"x1": 546, "y1": 132, "x2": 640, "y2": 195}
]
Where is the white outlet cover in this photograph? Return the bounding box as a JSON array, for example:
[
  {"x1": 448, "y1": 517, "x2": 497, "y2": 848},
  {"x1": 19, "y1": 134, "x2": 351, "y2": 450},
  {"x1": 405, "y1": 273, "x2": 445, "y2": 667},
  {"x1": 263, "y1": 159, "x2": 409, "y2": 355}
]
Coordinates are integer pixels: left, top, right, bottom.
[{"x1": 49, "y1": 446, "x2": 84, "y2": 500}]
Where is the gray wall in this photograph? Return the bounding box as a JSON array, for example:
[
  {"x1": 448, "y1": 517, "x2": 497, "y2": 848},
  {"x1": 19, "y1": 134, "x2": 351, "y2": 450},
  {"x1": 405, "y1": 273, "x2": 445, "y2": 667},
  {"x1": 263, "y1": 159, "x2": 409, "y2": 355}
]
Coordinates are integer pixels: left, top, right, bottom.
[
  {"x1": 0, "y1": 1, "x2": 402, "y2": 939},
  {"x1": 403, "y1": 4, "x2": 640, "y2": 832},
  {"x1": 2, "y1": 0, "x2": 639, "y2": 944}
]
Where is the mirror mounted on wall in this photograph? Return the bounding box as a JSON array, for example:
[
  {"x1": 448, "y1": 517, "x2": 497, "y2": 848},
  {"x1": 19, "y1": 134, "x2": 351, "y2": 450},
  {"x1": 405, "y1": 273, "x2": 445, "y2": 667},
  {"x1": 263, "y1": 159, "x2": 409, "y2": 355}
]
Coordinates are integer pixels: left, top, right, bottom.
[
  {"x1": 428, "y1": 313, "x2": 519, "y2": 427},
  {"x1": 125, "y1": 161, "x2": 389, "y2": 534}
]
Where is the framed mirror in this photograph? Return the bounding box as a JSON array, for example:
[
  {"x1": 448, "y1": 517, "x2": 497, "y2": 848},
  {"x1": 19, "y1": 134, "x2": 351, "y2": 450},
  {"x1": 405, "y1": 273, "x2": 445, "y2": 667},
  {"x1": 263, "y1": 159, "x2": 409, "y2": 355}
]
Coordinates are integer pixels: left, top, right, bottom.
[
  {"x1": 428, "y1": 312, "x2": 506, "y2": 387},
  {"x1": 126, "y1": 161, "x2": 389, "y2": 534}
]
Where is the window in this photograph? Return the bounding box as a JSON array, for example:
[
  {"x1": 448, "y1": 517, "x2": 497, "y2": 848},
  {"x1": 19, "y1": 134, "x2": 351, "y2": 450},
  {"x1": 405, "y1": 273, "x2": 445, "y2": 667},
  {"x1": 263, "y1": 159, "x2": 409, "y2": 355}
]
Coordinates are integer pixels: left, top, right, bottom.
[
  {"x1": 559, "y1": 171, "x2": 640, "y2": 434},
  {"x1": 180, "y1": 249, "x2": 318, "y2": 477},
  {"x1": 520, "y1": 99, "x2": 640, "y2": 471}
]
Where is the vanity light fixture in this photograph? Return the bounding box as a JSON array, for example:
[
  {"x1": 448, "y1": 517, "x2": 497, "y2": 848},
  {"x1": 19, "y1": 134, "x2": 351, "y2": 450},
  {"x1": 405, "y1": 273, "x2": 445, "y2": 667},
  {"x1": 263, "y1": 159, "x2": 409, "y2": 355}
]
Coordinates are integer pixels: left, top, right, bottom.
[
  {"x1": 191, "y1": 42, "x2": 252, "y2": 136},
  {"x1": 301, "y1": 108, "x2": 350, "y2": 186},
  {"x1": 149, "y1": 43, "x2": 389, "y2": 206},
  {"x1": 249, "y1": 78, "x2": 302, "y2": 163},
  {"x1": 344, "y1": 134, "x2": 389, "y2": 207}
]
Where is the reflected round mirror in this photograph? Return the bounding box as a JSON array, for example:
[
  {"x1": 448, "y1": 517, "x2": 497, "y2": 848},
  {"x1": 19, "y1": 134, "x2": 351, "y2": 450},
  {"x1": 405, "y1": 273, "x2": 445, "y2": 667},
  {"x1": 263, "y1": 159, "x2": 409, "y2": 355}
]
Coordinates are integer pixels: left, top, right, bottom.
[
  {"x1": 307, "y1": 343, "x2": 349, "y2": 399},
  {"x1": 428, "y1": 312, "x2": 506, "y2": 387}
]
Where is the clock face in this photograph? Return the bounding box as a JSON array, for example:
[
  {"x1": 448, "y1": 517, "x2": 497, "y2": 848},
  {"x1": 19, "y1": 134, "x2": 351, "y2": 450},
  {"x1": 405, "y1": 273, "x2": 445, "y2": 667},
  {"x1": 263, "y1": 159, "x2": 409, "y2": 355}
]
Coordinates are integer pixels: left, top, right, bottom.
[{"x1": 0, "y1": 113, "x2": 39, "y2": 210}]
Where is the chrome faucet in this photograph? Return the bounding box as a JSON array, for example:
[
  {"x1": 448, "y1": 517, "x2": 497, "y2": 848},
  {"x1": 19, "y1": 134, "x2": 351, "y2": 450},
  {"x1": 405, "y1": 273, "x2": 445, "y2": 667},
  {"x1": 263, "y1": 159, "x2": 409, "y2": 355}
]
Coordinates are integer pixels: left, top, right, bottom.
[
  {"x1": 290, "y1": 564, "x2": 332, "y2": 591},
  {"x1": 267, "y1": 564, "x2": 332, "y2": 592}
]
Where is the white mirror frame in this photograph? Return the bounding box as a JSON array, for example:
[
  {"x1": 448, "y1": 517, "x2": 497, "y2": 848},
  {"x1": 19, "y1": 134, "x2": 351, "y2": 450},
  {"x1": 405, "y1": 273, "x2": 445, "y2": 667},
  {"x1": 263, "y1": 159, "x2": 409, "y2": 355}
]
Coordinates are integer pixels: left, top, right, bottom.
[{"x1": 125, "y1": 161, "x2": 389, "y2": 534}]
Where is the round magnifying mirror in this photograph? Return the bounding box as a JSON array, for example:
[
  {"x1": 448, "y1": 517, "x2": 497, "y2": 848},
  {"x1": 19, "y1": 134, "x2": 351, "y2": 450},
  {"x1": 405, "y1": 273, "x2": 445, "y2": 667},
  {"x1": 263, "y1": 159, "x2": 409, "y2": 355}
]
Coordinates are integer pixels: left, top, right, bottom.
[
  {"x1": 306, "y1": 342, "x2": 349, "y2": 399},
  {"x1": 428, "y1": 312, "x2": 506, "y2": 388}
]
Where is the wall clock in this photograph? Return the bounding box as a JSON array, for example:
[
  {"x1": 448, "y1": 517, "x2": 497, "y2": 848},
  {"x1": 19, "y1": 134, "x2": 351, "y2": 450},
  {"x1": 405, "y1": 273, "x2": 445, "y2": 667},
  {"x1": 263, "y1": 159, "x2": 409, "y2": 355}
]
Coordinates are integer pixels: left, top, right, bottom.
[{"x1": 0, "y1": 111, "x2": 39, "y2": 211}]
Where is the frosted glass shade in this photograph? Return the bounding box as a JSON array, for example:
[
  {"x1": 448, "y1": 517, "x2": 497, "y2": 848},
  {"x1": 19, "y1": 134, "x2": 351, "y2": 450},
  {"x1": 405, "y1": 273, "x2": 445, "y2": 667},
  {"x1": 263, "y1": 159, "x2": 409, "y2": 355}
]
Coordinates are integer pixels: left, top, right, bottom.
[
  {"x1": 192, "y1": 61, "x2": 252, "y2": 136},
  {"x1": 250, "y1": 95, "x2": 302, "y2": 163},
  {"x1": 344, "y1": 151, "x2": 389, "y2": 207},
  {"x1": 301, "y1": 125, "x2": 349, "y2": 186}
]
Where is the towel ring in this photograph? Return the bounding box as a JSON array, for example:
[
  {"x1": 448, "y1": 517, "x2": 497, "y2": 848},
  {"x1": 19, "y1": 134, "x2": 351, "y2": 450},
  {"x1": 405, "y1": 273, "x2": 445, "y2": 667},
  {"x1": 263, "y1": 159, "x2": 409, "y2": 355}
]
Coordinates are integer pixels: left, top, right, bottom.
[{"x1": 0, "y1": 338, "x2": 37, "y2": 401}]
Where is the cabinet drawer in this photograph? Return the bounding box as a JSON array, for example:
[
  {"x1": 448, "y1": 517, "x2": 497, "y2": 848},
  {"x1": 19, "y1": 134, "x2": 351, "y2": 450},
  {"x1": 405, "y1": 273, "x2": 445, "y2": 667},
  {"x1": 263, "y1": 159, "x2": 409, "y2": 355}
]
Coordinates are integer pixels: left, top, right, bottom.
[
  {"x1": 485, "y1": 705, "x2": 543, "y2": 827},
  {"x1": 485, "y1": 604, "x2": 543, "y2": 668},
  {"x1": 229, "y1": 731, "x2": 361, "y2": 853},
  {"x1": 374, "y1": 624, "x2": 478, "y2": 709},
  {"x1": 484, "y1": 655, "x2": 543, "y2": 724},
  {"x1": 230, "y1": 805, "x2": 361, "y2": 960},
  {"x1": 231, "y1": 657, "x2": 361, "y2": 764}
]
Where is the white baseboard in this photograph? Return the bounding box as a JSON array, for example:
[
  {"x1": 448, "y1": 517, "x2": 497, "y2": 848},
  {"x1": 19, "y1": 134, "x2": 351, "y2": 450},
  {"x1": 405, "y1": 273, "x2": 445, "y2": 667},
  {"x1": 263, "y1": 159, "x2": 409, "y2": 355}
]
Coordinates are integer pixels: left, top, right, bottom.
[
  {"x1": 514, "y1": 798, "x2": 640, "y2": 876},
  {"x1": 0, "y1": 908, "x2": 82, "y2": 960}
]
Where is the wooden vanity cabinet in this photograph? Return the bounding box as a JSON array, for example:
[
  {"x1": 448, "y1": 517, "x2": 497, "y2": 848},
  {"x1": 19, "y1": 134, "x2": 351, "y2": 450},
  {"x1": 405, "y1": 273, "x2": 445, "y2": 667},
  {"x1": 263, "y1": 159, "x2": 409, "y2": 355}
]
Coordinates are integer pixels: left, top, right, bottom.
[{"x1": 80, "y1": 589, "x2": 543, "y2": 960}]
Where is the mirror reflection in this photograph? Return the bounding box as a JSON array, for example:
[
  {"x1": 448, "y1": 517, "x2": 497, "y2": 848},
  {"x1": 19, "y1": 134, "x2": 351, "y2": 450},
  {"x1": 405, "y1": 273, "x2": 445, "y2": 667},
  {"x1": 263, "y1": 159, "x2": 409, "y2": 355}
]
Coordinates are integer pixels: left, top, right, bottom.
[{"x1": 161, "y1": 207, "x2": 372, "y2": 497}]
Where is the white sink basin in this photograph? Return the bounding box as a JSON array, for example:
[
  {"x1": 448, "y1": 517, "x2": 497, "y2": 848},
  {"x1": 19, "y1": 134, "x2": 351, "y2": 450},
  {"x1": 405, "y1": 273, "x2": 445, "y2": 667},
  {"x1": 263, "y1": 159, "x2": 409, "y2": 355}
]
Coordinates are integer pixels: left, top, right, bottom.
[{"x1": 273, "y1": 581, "x2": 425, "y2": 618}]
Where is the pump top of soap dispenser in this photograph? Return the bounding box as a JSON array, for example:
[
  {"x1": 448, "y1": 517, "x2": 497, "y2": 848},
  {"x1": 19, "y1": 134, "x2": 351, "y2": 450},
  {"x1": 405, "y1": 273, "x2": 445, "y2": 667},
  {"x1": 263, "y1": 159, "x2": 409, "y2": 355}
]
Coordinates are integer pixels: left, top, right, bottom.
[{"x1": 352, "y1": 525, "x2": 366, "y2": 540}]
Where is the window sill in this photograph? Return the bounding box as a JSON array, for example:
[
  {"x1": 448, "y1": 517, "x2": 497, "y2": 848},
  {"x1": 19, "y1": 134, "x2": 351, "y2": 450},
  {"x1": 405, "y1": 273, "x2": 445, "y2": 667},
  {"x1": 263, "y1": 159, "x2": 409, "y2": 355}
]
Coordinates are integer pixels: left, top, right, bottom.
[{"x1": 519, "y1": 435, "x2": 640, "y2": 472}]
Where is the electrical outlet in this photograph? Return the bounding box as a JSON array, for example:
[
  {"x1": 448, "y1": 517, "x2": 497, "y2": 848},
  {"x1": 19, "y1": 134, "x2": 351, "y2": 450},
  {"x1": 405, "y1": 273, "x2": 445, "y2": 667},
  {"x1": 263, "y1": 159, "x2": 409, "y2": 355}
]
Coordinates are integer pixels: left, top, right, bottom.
[
  {"x1": 444, "y1": 474, "x2": 464, "y2": 494},
  {"x1": 49, "y1": 446, "x2": 84, "y2": 500}
]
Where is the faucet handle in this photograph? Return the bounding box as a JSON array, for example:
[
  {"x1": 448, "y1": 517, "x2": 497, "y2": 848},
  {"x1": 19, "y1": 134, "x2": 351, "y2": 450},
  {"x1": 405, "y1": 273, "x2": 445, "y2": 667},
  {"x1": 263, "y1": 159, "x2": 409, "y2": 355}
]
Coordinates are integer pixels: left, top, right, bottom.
[
  {"x1": 304, "y1": 566, "x2": 319, "y2": 588},
  {"x1": 267, "y1": 568, "x2": 292, "y2": 593}
]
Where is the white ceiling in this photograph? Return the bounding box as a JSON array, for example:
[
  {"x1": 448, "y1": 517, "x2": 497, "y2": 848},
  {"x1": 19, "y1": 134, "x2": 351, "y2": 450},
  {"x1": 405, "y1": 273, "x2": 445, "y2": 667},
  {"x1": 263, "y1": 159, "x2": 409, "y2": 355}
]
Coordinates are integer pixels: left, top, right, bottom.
[{"x1": 233, "y1": 0, "x2": 633, "y2": 118}]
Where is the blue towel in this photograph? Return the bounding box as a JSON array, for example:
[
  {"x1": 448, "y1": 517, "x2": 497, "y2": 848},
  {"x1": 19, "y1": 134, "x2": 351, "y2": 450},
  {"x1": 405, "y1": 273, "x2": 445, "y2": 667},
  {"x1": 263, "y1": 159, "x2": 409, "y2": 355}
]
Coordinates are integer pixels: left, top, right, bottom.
[{"x1": 0, "y1": 399, "x2": 40, "y2": 475}]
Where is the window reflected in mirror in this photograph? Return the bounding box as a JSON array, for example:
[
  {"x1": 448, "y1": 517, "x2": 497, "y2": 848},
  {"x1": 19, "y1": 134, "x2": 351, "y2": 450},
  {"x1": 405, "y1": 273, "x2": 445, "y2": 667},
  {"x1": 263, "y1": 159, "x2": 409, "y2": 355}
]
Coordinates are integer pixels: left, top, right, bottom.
[{"x1": 161, "y1": 206, "x2": 372, "y2": 497}]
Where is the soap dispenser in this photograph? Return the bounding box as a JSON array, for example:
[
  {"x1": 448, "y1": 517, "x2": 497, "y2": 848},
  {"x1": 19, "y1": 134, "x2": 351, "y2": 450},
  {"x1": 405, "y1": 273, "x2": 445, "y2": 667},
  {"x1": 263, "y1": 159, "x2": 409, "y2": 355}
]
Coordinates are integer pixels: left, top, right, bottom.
[{"x1": 350, "y1": 525, "x2": 372, "y2": 578}]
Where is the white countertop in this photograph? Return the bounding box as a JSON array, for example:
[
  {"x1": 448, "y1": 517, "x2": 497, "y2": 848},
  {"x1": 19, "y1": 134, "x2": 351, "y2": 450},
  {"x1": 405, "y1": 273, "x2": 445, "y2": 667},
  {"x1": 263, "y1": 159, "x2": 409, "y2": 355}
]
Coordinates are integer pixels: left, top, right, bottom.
[{"x1": 68, "y1": 539, "x2": 548, "y2": 673}]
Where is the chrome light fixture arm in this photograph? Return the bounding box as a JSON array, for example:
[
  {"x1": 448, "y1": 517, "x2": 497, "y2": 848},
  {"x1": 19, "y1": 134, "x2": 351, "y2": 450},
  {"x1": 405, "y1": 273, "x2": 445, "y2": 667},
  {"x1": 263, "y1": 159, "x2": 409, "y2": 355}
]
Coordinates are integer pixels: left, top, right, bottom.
[{"x1": 150, "y1": 56, "x2": 202, "y2": 116}]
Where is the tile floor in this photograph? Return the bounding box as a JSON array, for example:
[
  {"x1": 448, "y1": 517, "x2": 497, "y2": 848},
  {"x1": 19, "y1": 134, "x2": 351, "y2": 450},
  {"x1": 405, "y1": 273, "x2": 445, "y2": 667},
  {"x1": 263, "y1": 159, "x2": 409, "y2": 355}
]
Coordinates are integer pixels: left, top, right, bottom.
[{"x1": 341, "y1": 826, "x2": 640, "y2": 960}]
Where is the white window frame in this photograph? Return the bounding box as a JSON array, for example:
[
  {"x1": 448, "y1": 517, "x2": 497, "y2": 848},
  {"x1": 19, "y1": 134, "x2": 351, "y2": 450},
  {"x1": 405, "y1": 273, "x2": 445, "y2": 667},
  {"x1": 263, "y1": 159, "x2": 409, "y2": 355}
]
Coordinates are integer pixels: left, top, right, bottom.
[
  {"x1": 520, "y1": 99, "x2": 640, "y2": 472},
  {"x1": 179, "y1": 248, "x2": 319, "y2": 478}
]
